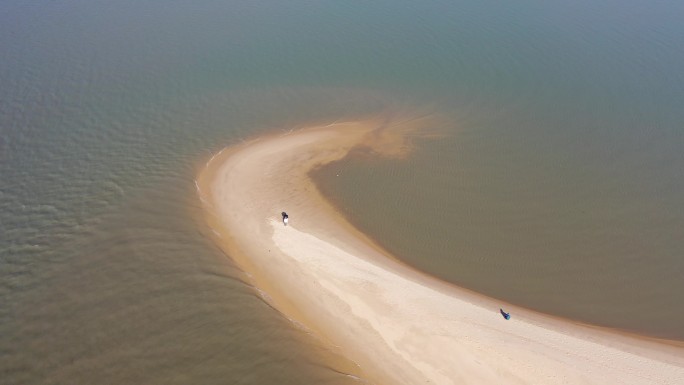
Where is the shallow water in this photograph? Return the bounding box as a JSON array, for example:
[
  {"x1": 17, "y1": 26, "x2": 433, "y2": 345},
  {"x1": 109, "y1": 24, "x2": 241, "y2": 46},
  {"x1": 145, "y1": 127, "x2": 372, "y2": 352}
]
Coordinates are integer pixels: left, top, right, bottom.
[{"x1": 1, "y1": 1, "x2": 683, "y2": 383}]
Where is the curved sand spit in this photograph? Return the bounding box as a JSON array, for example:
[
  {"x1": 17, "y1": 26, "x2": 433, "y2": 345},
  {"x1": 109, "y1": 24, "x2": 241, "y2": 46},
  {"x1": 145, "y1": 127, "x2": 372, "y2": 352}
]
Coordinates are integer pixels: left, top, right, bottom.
[{"x1": 197, "y1": 118, "x2": 684, "y2": 385}]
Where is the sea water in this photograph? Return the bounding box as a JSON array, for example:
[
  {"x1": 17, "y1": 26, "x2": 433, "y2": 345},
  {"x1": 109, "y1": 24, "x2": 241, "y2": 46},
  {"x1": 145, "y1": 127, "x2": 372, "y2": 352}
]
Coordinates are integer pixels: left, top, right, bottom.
[{"x1": 1, "y1": 1, "x2": 683, "y2": 383}]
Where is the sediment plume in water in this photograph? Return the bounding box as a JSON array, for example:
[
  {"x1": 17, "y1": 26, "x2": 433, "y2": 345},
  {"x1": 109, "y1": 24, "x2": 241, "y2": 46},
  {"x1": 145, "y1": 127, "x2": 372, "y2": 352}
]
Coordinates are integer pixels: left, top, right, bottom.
[{"x1": 197, "y1": 113, "x2": 684, "y2": 385}]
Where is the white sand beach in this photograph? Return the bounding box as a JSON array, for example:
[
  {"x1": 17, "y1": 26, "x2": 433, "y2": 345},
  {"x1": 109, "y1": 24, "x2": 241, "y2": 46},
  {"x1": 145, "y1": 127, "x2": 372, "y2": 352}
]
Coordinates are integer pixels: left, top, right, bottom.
[{"x1": 197, "y1": 118, "x2": 684, "y2": 385}]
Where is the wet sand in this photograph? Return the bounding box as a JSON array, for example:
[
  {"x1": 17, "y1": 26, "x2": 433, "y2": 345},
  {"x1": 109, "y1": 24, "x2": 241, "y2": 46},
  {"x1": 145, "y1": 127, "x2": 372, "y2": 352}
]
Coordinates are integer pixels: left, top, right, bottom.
[{"x1": 197, "y1": 117, "x2": 684, "y2": 385}]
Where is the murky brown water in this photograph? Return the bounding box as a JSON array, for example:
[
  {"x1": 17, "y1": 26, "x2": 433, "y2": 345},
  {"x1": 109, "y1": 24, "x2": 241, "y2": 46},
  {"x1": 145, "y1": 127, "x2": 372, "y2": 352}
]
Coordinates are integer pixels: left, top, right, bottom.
[{"x1": 2, "y1": 1, "x2": 684, "y2": 383}]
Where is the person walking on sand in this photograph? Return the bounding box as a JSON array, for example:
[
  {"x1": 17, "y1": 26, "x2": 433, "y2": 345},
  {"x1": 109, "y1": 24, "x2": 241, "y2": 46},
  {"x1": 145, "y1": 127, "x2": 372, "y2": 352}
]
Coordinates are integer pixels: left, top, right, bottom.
[{"x1": 281, "y1": 212, "x2": 289, "y2": 226}]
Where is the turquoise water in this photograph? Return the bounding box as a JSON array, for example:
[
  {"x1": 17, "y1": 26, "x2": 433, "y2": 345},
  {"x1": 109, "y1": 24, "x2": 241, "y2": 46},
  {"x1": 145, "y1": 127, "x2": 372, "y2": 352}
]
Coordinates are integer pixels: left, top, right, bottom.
[{"x1": 2, "y1": 1, "x2": 683, "y2": 383}]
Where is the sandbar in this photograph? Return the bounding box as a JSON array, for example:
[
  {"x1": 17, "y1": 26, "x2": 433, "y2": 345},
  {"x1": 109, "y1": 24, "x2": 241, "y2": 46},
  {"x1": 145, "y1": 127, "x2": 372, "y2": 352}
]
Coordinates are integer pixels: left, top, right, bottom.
[{"x1": 197, "y1": 117, "x2": 684, "y2": 384}]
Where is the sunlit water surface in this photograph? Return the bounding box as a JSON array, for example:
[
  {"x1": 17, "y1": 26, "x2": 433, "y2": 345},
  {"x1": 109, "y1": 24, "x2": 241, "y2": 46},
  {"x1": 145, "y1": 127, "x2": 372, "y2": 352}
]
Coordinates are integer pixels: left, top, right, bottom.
[{"x1": 2, "y1": 1, "x2": 683, "y2": 383}]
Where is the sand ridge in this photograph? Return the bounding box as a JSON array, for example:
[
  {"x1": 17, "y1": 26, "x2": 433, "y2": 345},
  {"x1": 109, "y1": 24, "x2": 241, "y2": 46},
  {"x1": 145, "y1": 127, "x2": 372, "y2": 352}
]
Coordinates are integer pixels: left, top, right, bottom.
[{"x1": 197, "y1": 117, "x2": 684, "y2": 385}]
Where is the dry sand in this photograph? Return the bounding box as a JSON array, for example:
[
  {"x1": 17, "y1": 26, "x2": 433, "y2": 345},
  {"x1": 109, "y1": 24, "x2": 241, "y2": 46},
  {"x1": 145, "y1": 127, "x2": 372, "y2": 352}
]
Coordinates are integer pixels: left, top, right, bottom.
[{"x1": 197, "y1": 118, "x2": 684, "y2": 385}]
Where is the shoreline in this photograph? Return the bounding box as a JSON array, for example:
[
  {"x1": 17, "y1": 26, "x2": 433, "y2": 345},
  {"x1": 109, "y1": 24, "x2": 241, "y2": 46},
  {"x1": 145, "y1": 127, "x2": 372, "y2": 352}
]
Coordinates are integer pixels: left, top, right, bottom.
[{"x1": 197, "y1": 118, "x2": 684, "y2": 384}]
